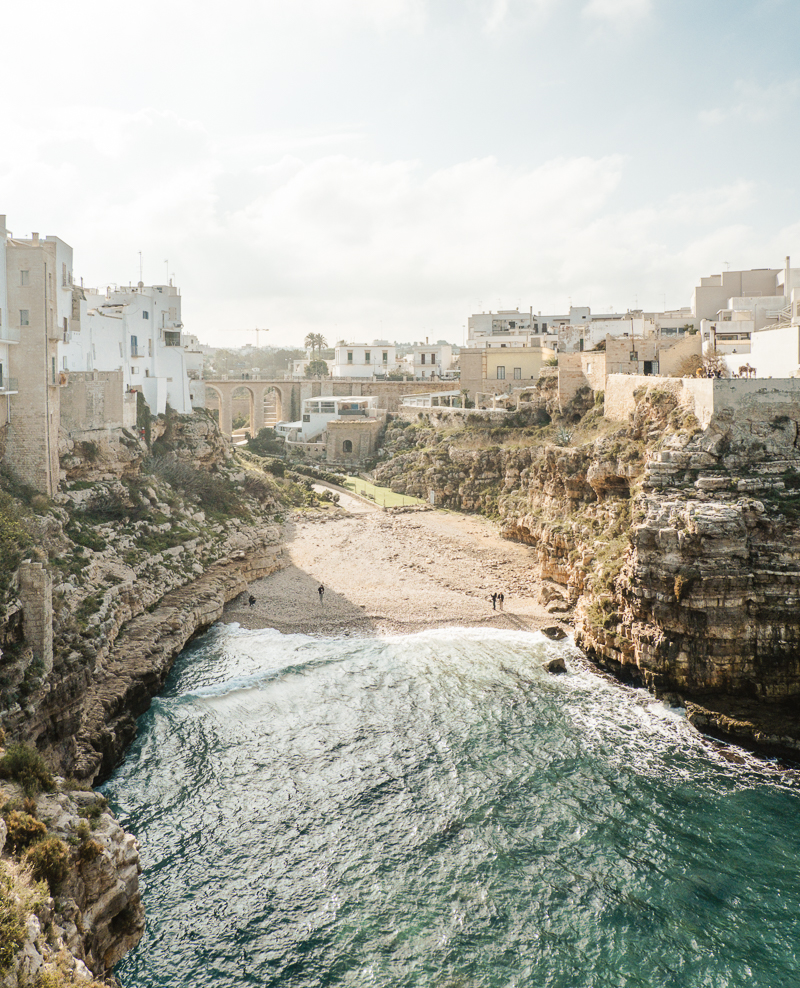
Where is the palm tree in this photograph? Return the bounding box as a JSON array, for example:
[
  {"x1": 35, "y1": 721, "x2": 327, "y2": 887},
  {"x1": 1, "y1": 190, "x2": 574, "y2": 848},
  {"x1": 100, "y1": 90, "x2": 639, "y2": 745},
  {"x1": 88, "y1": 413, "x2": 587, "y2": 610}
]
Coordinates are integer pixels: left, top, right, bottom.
[{"x1": 303, "y1": 333, "x2": 328, "y2": 358}]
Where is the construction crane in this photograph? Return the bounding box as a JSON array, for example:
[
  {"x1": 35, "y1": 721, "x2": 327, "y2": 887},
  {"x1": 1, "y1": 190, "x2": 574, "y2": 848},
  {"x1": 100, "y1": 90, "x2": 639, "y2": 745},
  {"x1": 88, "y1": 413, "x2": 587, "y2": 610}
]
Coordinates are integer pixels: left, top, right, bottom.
[{"x1": 248, "y1": 328, "x2": 269, "y2": 348}]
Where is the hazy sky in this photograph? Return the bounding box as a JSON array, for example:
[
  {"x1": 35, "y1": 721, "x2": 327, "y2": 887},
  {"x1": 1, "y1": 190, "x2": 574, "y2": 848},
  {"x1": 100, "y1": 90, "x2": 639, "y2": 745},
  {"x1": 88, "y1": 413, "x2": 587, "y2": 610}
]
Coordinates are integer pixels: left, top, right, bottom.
[{"x1": 4, "y1": 0, "x2": 799, "y2": 348}]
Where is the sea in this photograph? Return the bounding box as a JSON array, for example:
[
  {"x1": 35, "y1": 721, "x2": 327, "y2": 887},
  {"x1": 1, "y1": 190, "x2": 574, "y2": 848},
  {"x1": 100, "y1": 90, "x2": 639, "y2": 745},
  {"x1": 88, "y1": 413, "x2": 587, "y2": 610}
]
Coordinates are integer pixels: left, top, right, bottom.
[{"x1": 102, "y1": 624, "x2": 800, "y2": 988}]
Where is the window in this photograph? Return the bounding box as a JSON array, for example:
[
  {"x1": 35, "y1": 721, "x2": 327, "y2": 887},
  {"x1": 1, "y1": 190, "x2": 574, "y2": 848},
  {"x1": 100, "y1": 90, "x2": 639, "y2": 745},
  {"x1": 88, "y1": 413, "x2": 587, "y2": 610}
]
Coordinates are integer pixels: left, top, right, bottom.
[
  {"x1": 62, "y1": 262, "x2": 67, "y2": 286},
  {"x1": 382, "y1": 351, "x2": 388, "y2": 363},
  {"x1": 131, "y1": 335, "x2": 139, "y2": 356},
  {"x1": 52, "y1": 357, "x2": 56, "y2": 385},
  {"x1": 497, "y1": 366, "x2": 506, "y2": 380},
  {"x1": 513, "y1": 367, "x2": 521, "y2": 379},
  {"x1": 347, "y1": 351, "x2": 353, "y2": 363},
  {"x1": 421, "y1": 354, "x2": 426, "y2": 364},
  {"x1": 302, "y1": 414, "x2": 311, "y2": 422},
  {"x1": 63, "y1": 356, "x2": 68, "y2": 370},
  {"x1": 630, "y1": 351, "x2": 638, "y2": 361},
  {"x1": 430, "y1": 354, "x2": 436, "y2": 363},
  {"x1": 20, "y1": 270, "x2": 29, "y2": 286},
  {"x1": 365, "y1": 351, "x2": 371, "y2": 363},
  {"x1": 20, "y1": 310, "x2": 29, "y2": 326},
  {"x1": 542, "y1": 322, "x2": 547, "y2": 332},
  {"x1": 142, "y1": 310, "x2": 149, "y2": 320},
  {"x1": 343, "y1": 440, "x2": 353, "y2": 453},
  {"x1": 131, "y1": 366, "x2": 139, "y2": 375}
]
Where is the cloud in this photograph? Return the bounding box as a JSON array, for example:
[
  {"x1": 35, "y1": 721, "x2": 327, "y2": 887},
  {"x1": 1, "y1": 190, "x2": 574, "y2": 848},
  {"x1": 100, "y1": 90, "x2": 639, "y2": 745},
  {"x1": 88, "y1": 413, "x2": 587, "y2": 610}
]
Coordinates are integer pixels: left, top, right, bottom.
[
  {"x1": 582, "y1": 0, "x2": 652, "y2": 24},
  {"x1": 1, "y1": 105, "x2": 795, "y2": 346},
  {"x1": 699, "y1": 78, "x2": 800, "y2": 125}
]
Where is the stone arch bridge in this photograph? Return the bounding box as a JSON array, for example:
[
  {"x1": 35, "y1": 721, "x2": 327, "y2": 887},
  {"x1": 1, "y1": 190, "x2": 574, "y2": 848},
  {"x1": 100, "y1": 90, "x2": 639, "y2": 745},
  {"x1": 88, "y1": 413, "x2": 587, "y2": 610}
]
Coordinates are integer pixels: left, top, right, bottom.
[{"x1": 203, "y1": 377, "x2": 458, "y2": 437}]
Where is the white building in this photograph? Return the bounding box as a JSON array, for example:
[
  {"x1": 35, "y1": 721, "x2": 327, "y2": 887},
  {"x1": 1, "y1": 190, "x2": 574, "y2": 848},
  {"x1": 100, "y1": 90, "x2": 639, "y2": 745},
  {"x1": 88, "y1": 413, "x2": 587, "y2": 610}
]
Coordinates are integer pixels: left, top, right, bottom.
[
  {"x1": 275, "y1": 395, "x2": 380, "y2": 442},
  {"x1": 332, "y1": 344, "x2": 401, "y2": 378},
  {"x1": 466, "y1": 308, "x2": 561, "y2": 349},
  {"x1": 60, "y1": 282, "x2": 202, "y2": 414},
  {"x1": 695, "y1": 259, "x2": 800, "y2": 367},
  {"x1": 402, "y1": 343, "x2": 455, "y2": 379}
]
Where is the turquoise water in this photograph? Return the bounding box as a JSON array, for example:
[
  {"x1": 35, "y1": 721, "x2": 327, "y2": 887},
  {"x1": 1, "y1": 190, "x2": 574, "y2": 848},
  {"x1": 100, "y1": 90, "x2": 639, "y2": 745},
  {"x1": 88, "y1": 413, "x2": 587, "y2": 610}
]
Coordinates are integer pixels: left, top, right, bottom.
[{"x1": 104, "y1": 625, "x2": 800, "y2": 988}]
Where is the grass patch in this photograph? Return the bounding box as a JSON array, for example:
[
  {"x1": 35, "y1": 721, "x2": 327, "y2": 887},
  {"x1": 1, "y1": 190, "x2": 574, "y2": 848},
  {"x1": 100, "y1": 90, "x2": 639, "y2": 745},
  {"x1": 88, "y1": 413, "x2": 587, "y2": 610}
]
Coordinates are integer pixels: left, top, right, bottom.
[{"x1": 343, "y1": 477, "x2": 426, "y2": 507}]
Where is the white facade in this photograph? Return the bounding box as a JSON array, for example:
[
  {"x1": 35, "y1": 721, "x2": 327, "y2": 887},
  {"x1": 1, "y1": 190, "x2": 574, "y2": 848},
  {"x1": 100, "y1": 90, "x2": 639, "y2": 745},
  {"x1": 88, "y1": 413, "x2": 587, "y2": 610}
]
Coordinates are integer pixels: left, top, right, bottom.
[
  {"x1": 695, "y1": 259, "x2": 800, "y2": 364},
  {"x1": 750, "y1": 324, "x2": 800, "y2": 378},
  {"x1": 402, "y1": 343, "x2": 454, "y2": 379},
  {"x1": 275, "y1": 395, "x2": 379, "y2": 442},
  {"x1": 59, "y1": 282, "x2": 201, "y2": 414},
  {"x1": 467, "y1": 308, "x2": 562, "y2": 349},
  {"x1": 332, "y1": 344, "x2": 400, "y2": 378}
]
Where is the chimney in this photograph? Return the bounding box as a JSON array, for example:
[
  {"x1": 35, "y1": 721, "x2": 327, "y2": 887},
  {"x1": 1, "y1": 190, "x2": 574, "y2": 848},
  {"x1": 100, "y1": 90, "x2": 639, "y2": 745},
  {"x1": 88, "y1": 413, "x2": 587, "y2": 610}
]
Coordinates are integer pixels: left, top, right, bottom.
[{"x1": 32, "y1": 232, "x2": 39, "y2": 244}]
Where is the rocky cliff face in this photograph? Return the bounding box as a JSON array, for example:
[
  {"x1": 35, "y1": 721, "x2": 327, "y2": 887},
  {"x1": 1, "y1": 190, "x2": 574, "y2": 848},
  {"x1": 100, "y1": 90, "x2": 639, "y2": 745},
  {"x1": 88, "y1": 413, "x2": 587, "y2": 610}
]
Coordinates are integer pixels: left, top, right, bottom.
[
  {"x1": 1, "y1": 775, "x2": 143, "y2": 986},
  {"x1": 376, "y1": 390, "x2": 800, "y2": 756}
]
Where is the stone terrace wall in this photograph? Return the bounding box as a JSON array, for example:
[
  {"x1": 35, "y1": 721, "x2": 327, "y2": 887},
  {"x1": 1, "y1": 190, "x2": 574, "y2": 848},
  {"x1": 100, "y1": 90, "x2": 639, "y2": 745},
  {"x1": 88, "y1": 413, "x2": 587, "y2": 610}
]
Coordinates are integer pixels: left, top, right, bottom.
[
  {"x1": 60, "y1": 370, "x2": 137, "y2": 434},
  {"x1": 605, "y1": 375, "x2": 800, "y2": 428}
]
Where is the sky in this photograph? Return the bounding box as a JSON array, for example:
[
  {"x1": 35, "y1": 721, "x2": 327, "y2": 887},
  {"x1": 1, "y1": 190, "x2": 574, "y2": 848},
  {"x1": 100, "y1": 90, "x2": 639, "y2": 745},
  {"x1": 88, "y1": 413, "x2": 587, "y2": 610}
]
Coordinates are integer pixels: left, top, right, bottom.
[{"x1": 3, "y1": 0, "x2": 800, "y2": 349}]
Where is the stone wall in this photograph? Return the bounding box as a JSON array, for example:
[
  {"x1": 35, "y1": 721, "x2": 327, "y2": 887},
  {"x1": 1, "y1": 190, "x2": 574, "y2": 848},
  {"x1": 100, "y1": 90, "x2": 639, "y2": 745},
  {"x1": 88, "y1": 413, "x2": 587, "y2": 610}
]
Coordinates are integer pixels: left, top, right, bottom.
[
  {"x1": 60, "y1": 370, "x2": 136, "y2": 434},
  {"x1": 605, "y1": 375, "x2": 800, "y2": 428},
  {"x1": 395, "y1": 406, "x2": 510, "y2": 427},
  {"x1": 18, "y1": 562, "x2": 53, "y2": 673}
]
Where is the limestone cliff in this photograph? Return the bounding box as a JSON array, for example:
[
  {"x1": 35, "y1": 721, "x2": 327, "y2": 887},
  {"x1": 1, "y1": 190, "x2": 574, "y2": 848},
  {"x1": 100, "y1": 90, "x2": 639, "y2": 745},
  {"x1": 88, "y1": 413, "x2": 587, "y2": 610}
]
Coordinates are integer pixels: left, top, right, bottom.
[{"x1": 376, "y1": 388, "x2": 800, "y2": 758}]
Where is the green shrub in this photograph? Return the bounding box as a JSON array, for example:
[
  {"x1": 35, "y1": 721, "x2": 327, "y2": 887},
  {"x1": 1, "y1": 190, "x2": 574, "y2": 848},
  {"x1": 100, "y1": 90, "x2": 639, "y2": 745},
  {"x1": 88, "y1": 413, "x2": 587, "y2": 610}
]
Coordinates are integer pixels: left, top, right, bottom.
[
  {"x1": 23, "y1": 837, "x2": 70, "y2": 892},
  {"x1": 4, "y1": 811, "x2": 47, "y2": 853},
  {"x1": 143, "y1": 459, "x2": 240, "y2": 515},
  {"x1": 0, "y1": 744, "x2": 55, "y2": 796},
  {"x1": 77, "y1": 838, "x2": 104, "y2": 864},
  {"x1": 78, "y1": 796, "x2": 107, "y2": 824},
  {"x1": 0, "y1": 872, "x2": 24, "y2": 972}
]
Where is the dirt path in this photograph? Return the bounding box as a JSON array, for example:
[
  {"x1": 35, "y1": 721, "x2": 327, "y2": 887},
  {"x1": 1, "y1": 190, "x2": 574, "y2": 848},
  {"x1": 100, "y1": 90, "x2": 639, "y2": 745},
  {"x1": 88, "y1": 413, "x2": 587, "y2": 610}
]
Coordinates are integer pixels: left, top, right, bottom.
[{"x1": 224, "y1": 503, "x2": 564, "y2": 637}]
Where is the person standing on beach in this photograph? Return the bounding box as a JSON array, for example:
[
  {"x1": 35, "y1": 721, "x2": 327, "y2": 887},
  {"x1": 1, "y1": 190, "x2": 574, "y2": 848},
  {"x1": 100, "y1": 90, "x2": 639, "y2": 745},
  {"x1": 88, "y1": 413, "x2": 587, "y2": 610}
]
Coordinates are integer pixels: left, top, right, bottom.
[
  {"x1": 318, "y1": 585, "x2": 325, "y2": 605},
  {"x1": 491, "y1": 593, "x2": 497, "y2": 610},
  {"x1": 498, "y1": 592, "x2": 504, "y2": 611}
]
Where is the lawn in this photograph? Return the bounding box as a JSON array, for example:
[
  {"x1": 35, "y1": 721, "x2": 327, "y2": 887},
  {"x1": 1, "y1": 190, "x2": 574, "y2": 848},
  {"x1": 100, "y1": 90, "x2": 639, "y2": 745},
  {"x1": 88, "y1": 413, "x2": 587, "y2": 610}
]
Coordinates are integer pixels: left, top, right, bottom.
[{"x1": 342, "y1": 476, "x2": 427, "y2": 507}]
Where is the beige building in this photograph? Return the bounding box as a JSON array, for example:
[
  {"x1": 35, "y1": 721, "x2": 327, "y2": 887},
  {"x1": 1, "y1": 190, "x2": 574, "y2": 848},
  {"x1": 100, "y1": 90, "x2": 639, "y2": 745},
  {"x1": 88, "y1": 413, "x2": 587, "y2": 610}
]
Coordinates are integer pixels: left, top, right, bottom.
[
  {"x1": 460, "y1": 344, "x2": 556, "y2": 399},
  {"x1": 1, "y1": 220, "x2": 71, "y2": 495},
  {"x1": 557, "y1": 333, "x2": 702, "y2": 407}
]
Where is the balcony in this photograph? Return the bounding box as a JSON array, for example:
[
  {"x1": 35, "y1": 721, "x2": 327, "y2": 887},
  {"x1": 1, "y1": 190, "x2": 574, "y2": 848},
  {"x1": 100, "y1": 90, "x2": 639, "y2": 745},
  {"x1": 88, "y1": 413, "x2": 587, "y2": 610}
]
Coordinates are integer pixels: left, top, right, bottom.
[
  {"x1": 130, "y1": 346, "x2": 143, "y2": 357},
  {"x1": 0, "y1": 377, "x2": 19, "y2": 394},
  {"x1": 0, "y1": 326, "x2": 21, "y2": 344}
]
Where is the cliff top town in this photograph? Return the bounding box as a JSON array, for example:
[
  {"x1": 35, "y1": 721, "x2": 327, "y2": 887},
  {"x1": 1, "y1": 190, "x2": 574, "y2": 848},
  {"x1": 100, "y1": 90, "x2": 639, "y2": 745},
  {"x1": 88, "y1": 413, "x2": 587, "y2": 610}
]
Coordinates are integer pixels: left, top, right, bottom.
[{"x1": 3, "y1": 216, "x2": 800, "y2": 984}]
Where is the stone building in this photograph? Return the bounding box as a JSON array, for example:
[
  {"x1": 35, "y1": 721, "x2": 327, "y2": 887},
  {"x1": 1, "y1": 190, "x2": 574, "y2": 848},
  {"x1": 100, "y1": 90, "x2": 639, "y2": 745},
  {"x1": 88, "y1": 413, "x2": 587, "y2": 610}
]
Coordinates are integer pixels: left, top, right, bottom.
[
  {"x1": 325, "y1": 418, "x2": 384, "y2": 468},
  {"x1": 0, "y1": 218, "x2": 70, "y2": 495}
]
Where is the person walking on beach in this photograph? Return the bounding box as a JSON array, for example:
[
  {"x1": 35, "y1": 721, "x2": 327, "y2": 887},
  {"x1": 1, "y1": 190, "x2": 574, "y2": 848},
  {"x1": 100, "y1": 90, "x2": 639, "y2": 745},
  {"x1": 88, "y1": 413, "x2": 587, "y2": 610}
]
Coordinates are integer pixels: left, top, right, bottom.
[
  {"x1": 318, "y1": 585, "x2": 325, "y2": 606},
  {"x1": 498, "y1": 592, "x2": 504, "y2": 611},
  {"x1": 248, "y1": 594, "x2": 256, "y2": 607},
  {"x1": 491, "y1": 593, "x2": 497, "y2": 610}
]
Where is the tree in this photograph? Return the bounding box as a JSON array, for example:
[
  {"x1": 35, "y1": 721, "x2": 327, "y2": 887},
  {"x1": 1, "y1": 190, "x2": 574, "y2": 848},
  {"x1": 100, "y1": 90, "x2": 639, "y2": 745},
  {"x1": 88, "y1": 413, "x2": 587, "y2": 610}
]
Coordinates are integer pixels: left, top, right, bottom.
[
  {"x1": 703, "y1": 344, "x2": 730, "y2": 378},
  {"x1": 305, "y1": 359, "x2": 329, "y2": 378},
  {"x1": 304, "y1": 333, "x2": 328, "y2": 358}
]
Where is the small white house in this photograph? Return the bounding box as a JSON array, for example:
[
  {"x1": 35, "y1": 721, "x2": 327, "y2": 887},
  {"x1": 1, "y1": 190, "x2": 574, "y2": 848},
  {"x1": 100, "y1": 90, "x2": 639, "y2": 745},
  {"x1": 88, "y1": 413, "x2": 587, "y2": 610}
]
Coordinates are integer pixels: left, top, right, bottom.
[
  {"x1": 275, "y1": 395, "x2": 380, "y2": 443},
  {"x1": 332, "y1": 344, "x2": 400, "y2": 378},
  {"x1": 402, "y1": 344, "x2": 454, "y2": 379}
]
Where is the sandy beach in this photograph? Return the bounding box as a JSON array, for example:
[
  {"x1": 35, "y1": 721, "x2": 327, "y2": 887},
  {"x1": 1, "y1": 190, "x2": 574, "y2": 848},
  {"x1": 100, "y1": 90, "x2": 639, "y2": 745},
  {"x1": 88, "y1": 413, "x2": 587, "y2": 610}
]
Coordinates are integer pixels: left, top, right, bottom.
[{"x1": 223, "y1": 492, "x2": 565, "y2": 636}]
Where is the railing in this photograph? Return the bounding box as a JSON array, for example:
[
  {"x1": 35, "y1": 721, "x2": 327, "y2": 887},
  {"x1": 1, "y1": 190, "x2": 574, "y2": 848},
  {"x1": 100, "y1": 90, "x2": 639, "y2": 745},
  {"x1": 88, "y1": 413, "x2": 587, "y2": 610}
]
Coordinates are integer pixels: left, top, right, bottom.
[
  {"x1": 0, "y1": 377, "x2": 19, "y2": 393},
  {"x1": 130, "y1": 346, "x2": 142, "y2": 357}
]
